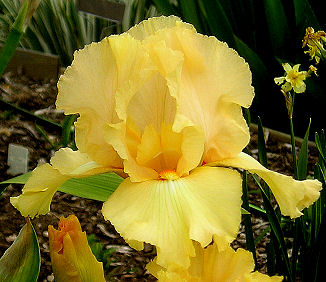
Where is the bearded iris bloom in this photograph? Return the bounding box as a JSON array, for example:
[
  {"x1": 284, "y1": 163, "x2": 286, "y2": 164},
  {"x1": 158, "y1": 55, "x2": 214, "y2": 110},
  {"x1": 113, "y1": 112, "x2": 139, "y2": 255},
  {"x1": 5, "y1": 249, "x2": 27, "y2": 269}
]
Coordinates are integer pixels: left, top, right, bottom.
[
  {"x1": 11, "y1": 16, "x2": 321, "y2": 271},
  {"x1": 147, "y1": 239, "x2": 283, "y2": 281},
  {"x1": 48, "y1": 215, "x2": 105, "y2": 282}
]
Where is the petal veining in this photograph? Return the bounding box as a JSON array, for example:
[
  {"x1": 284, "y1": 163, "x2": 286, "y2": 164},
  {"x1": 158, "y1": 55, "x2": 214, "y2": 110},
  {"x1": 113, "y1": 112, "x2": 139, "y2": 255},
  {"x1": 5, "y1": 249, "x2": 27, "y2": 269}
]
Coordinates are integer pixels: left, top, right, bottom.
[{"x1": 102, "y1": 166, "x2": 242, "y2": 269}]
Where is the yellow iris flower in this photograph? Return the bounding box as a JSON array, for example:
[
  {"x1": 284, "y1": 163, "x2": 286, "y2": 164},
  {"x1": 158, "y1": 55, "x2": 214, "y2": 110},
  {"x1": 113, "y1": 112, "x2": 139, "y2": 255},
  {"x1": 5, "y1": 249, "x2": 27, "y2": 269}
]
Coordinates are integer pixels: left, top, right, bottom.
[
  {"x1": 147, "y1": 239, "x2": 283, "y2": 281},
  {"x1": 274, "y1": 63, "x2": 308, "y2": 93},
  {"x1": 10, "y1": 16, "x2": 321, "y2": 271},
  {"x1": 48, "y1": 215, "x2": 105, "y2": 282}
]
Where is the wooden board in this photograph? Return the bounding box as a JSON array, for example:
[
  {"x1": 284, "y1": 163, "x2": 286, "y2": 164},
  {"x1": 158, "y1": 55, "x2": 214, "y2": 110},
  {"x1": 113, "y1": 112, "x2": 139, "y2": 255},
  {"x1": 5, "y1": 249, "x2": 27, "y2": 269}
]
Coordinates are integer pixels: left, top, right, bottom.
[
  {"x1": 77, "y1": 0, "x2": 125, "y2": 22},
  {"x1": 0, "y1": 45, "x2": 59, "y2": 80}
]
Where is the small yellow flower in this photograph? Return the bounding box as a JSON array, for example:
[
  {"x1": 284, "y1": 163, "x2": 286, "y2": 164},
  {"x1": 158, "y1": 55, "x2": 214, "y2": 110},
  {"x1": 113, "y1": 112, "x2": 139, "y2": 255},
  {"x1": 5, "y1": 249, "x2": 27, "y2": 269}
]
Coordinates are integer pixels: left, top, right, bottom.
[
  {"x1": 308, "y1": 65, "x2": 318, "y2": 76},
  {"x1": 302, "y1": 27, "x2": 326, "y2": 64},
  {"x1": 147, "y1": 239, "x2": 283, "y2": 281},
  {"x1": 274, "y1": 63, "x2": 308, "y2": 93},
  {"x1": 48, "y1": 215, "x2": 105, "y2": 282}
]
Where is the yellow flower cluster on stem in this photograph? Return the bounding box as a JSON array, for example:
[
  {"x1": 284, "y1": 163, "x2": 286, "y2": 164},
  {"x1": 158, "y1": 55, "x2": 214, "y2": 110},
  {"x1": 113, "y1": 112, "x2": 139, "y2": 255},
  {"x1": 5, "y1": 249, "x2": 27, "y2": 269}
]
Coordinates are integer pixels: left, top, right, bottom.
[
  {"x1": 10, "y1": 16, "x2": 322, "y2": 279},
  {"x1": 302, "y1": 27, "x2": 326, "y2": 64}
]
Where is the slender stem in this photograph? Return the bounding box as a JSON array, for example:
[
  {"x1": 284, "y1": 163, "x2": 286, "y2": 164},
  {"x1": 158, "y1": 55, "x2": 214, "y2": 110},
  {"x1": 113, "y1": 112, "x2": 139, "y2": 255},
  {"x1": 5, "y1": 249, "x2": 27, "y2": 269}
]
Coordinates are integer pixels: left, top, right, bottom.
[
  {"x1": 242, "y1": 171, "x2": 257, "y2": 267},
  {"x1": 289, "y1": 94, "x2": 298, "y2": 179},
  {"x1": 288, "y1": 92, "x2": 301, "y2": 281}
]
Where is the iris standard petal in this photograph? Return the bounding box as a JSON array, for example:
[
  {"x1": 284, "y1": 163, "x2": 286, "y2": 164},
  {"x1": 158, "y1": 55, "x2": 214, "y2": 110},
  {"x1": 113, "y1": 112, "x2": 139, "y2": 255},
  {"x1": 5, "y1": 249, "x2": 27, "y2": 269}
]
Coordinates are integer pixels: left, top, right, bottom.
[
  {"x1": 57, "y1": 34, "x2": 150, "y2": 166},
  {"x1": 214, "y1": 152, "x2": 322, "y2": 218},
  {"x1": 102, "y1": 166, "x2": 242, "y2": 270},
  {"x1": 124, "y1": 16, "x2": 254, "y2": 162}
]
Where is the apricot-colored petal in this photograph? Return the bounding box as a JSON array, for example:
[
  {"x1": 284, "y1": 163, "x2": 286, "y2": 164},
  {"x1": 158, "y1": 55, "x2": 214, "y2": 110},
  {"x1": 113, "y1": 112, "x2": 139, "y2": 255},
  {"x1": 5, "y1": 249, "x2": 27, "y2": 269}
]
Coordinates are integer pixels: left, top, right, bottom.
[
  {"x1": 214, "y1": 152, "x2": 322, "y2": 218},
  {"x1": 102, "y1": 166, "x2": 242, "y2": 269},
  {"x1": 48, "y1": 215, "x2": 105, "y2": 282},
  {"x1": 104, "y1": 122, "x2": 158, "y2": 182}
]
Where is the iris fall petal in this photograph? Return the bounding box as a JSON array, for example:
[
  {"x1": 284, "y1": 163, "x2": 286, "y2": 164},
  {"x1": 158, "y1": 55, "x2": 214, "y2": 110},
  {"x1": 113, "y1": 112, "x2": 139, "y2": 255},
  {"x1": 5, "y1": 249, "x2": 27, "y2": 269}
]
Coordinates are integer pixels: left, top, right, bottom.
[
  {"x1": 102, "y1": 166, "x2": 242, "y2": 270},
  {"x1": 214, "y1": 152, "x2": 322, "y2": 218},
  {"x1": 10, "y1": 148, "x2": 111, "y2": 218}
]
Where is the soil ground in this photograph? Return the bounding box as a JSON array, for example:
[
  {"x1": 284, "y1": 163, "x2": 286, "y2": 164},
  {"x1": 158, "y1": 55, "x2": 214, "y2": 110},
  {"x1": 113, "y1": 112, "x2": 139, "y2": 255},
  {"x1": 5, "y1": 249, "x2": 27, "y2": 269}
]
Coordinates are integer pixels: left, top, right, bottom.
[{"x1": 0, "y1": 71, "x2": 319, "y2": 281}]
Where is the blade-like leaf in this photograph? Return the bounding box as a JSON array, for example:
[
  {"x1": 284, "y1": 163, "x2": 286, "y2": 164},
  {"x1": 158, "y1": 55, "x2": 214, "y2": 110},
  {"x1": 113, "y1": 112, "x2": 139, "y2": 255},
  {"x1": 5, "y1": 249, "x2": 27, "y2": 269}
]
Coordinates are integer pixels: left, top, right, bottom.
[
  {"x1": 293, "y1": 0, "x2": 320, "y2": 30},
  {"x1": 252, "y1": 174, "x2": 292, "y2": 279},
  {"x1": 297, "y1": 119, "x2": 311, "y2": 180},
  {"x1": 58, "y1": 172, "x2": 123, "y2": 202},
  {"x1": 263, "y1": 0, "x2": 290, "y2": 57},
  {"x1": 0, "y1": 171, "x2": 123, "y2": 202},
  {"x1": 151, "y1": 0, "x2": 177, "y2": 16},
  {"x1": 257, "y1": 117, "x2": 268, "y2": 168},
  {"x1": 0, "y1": 218, "x2": 40, "y2": 282},
  {"x1": 202, "y1": 0, "x2": 235, "y2": 48},
  {"x1": 179, "y1": 0, "x2": 203, "y2": 33}
]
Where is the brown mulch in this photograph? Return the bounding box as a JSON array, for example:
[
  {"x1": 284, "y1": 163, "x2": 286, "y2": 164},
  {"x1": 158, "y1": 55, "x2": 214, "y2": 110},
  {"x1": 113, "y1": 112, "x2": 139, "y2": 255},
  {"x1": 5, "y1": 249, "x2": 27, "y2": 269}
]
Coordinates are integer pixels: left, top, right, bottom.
[{"x1": 0, "y1": 71, "x2": 319, "y2": 281}]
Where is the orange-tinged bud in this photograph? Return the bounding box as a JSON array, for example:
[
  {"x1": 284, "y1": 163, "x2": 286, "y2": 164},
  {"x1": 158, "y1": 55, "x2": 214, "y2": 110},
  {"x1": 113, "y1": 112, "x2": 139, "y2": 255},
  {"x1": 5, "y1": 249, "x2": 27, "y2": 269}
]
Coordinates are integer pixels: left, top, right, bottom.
[{"x1": 48, "y1": 215, "x2": 105, "y2": 282}]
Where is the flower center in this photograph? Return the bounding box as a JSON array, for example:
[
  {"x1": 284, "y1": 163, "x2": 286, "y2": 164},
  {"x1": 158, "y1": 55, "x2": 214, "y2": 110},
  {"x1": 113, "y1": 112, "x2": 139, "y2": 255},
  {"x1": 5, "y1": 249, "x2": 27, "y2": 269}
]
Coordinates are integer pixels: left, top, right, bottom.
[
  {"x1": 159, "y1": 169, "x2": 179, "y2": 180},
  {"x1": 288, "y1": 71, "x2": 299, "y2": 81}
]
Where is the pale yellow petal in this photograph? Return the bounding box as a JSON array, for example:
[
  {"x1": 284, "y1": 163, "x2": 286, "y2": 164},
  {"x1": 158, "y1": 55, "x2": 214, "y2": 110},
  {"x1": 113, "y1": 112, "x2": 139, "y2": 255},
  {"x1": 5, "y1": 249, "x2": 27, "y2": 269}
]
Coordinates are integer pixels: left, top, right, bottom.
[
  {"x1": 11, "y1": 148, "x2": 112, "y2": 218},
  {"x1": 244, "y1": 271, "x2": 284, "y2": 282},
  {"x1": 148, "y1": 240, "x2": 283, "y2": 281},
  {"x1": 74, "y1": 115, "x2": 123, "y2": 168},
  {"x1": 57, "y1": 34, "x2": 150, "y2": 167},
  {"x1": 154, "y1": 25, "x2": 253, "y2": 161},
  {"x1": 200, "y1": 245, "x2": 254, "y2": 281},
  {"x1": 126, "y1": 15, "x2": 193, "y2": 41},
  {"x1": 214, "y1": 152, "x2": 322, "y2": 218},
  {"x1": 102, "y1": 166, "x2": 242, "y2": 269},
  {"x1": 104, "y1": 122, "x2": 158, "y2": 182},
  {"x1": 282, "y1": 63, "x2": 292, "y2": 73},
  {"x1": 292, "y1": 81, "x2": 306, "y2": 93},
  {"x1": 281, "y1": 82, "x2": 292, "y2": 92},
  {"x1": 176, "y1": 125, "x2": 204, "y2": 177},
  {"x1": 292, "y1": 64, "x2": 301, "y2": 72},
  {"x1": 10, "y1": 164, "x2": 69, "y2": 218},
  {"x1": 56, "y1": 38, "x2": 118, "y2": 117},
  {"x1": 50, "y1": 148, "x2": 107, "y2": 176},
  {"x1": 122, "y1": 72, "x2": 177, "y2": 132},
  {"x1": 274, "y1": 76, "x2": 285, "y2": 85},
  {"x1": 127, "y1": 17, "x2": 253, "y2": 161}
]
